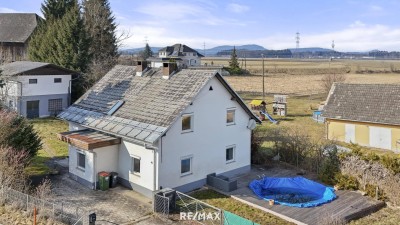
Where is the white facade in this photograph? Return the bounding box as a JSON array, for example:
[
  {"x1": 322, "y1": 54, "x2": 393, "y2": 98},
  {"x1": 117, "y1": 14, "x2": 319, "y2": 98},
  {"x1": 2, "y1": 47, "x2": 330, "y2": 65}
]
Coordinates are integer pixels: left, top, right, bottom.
[
  {"x1": 67, "y1": 76, "x2": 253, "y2": 197},
  {"x1": 157, "y1": 77, "x2": 251, "y2": 191},
  {"x1": 2, "y1": 74, "x2": 71, "y2": 118}
]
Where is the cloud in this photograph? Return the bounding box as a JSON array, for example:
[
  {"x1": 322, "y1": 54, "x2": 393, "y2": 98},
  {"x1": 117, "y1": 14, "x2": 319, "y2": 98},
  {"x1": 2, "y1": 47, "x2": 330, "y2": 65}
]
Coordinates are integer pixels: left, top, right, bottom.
[
  {"x1": 369, "y1": 5, "x2": 383, "y2": 12},
  {"x1": 227, "y1": 3, "x2": 249, "y2": 13},
  {"x1": 0, "y1": 7, "x2": 20, "y2": 13}
]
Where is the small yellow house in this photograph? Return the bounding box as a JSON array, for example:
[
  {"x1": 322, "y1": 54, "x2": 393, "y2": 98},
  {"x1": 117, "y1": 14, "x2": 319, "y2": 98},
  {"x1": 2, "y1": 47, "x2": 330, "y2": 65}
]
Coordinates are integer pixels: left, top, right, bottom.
[{"x1": 323, "y1": 83, "x2": 400, "y2": 152}]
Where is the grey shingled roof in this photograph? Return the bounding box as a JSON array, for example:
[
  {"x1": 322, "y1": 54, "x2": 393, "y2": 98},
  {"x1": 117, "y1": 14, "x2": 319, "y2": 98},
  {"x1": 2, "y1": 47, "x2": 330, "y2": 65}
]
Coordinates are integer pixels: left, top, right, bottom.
[
  {"x1": 159, "y1": 43, "x2": 204, "y2": 57},
  {"x1": 58, "y1": 65, "x2": 259, "y2": 144},
  {"x1": 0, "y1": 61, "x2": 76, "y2": 76},
  {"x1": 0, "y1": 13, "x2": 40, "y2": 43},
  {"x1": 322, "y1": 83, "x2": 400, "y2": 126}
]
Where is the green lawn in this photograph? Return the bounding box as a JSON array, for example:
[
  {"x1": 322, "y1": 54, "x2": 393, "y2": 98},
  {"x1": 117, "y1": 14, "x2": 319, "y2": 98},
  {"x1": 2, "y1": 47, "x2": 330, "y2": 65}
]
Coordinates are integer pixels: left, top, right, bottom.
[
  {"x1": 190, "y1": 189, "x2": 294, "y2": 225},
  {"x1": 26, "y1": 118, "x2": 69, "y2": 176}
]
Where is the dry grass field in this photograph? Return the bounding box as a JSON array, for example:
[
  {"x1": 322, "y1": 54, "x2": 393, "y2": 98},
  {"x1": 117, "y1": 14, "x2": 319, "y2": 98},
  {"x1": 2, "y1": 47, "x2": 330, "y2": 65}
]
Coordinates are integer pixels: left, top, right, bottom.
[{"x1": 203, "y1": 58, "x2": 400, "y2": 95}]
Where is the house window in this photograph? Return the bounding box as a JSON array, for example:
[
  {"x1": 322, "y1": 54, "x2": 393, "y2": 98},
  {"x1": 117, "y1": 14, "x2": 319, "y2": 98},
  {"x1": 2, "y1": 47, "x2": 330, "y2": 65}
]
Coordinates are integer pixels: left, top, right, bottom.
[
  {"x1": 29, "y1": 79, "x2": 37, "y2": 84},
  {"x1": 181, "y1": 156, "x2": 192, "y2": 176},
  {"x1": 226, "y1": 145, "x2": 235, "y2": 163},
  {"x1": 77, "y1": 152, "x2": 85, "y2": 170},
  {"x1": 48, "y1": 98, "x2": 63, "y2": 113},
  {"x1": 54, "y1": 78, "x2": 62, "y2": 83},
  {"x1": 226, "y1": 109, "x2": 236, "y2": 125},
  {"x1": 182, "y1": 114, "x2": 193, "y2": 132},
  {"x1": 131, "y1": 156, "x2": 141, "y2": 174}
]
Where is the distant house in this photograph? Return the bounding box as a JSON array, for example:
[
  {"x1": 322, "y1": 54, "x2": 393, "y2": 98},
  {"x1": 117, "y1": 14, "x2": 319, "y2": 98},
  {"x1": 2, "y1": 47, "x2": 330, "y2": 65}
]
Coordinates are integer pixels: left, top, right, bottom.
[
  {"x1": 0, "y1": 13, "x2": 41, "y2": 63},
  {"x1": 149, "y1": 43, "x2": 204, "y2": 68},
  {"x1": 57, "y1": 62, "x2": 260, "y2": 198},
  {"x1": 323, "y1": 83, "x2": 400, "y2": 152},
  {"x1": 0, "y1": 61, "x2": 75, "y2": 118}
]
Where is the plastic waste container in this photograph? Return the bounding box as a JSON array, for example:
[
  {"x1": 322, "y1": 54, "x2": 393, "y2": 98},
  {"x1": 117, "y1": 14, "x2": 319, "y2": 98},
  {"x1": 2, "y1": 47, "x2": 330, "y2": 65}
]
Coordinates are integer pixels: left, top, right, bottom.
[
  {"x1": 109, "y1": 172, "x2": 118, "y2": 188},
  {"x1": 98, "y1": 171, "x2": 110, "y2": 191}
]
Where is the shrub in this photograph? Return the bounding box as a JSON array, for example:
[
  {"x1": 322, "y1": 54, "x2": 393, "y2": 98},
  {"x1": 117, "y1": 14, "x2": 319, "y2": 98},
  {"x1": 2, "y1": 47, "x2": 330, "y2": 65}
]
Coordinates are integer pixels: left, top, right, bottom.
[
  {"x1": 380, "y1": 155, "x2": 400, "y2": 174},
  {"x1": 0, "y1": 111, "x2": 42, "y2": 159},
  {"x1": 319, "y1": 146, "x2": 340, "y2": 185},
  {"x1": 364, "y1": 184, "x2": 387, "y2": 201},
  {"x1": 334, "y1": 173, "x2": 359, "y2": 190}
]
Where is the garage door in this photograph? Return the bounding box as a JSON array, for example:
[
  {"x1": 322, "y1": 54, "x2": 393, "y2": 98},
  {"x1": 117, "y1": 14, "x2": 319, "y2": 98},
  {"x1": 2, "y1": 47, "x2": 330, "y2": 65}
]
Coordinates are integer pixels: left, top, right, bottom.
[
  {"x1": 369, "y1": 126, "x2": 392, "y2": 150},
  {"x1": 345, "y1": 124, "x2": 355, "y2": 143}
]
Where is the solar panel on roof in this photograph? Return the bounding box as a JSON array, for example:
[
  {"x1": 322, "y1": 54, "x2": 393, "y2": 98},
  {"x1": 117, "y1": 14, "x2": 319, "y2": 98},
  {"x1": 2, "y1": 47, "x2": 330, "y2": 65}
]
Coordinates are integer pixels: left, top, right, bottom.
[{"x1": 107, "y1": 100, "x2": 124, "y2": 115}]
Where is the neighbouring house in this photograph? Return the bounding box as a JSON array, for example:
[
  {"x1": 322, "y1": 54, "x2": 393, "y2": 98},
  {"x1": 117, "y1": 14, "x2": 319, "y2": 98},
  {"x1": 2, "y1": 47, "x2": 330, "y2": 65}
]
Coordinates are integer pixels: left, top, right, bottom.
[
  {"x1": 57, "y1": 62, "x2": 260, "y2": 198},
  {"x1": 323, "y1": 83, "x2": 400, "y2": 152},
  {"x1": 149, "y1": 43, "x2": 204, "y2": 68},
  {"x1": 0, "y1": 13, "x2": 41, "y2": 63},
  {"x1": 0, "y1": 61, "x2": 75, "y2": 118}
]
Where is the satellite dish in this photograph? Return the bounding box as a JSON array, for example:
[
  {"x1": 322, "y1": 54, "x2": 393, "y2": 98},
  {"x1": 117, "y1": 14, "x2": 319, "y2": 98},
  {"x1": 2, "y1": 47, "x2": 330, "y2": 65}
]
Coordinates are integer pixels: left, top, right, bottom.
[{"x1": 247, "y1": 119, "x2": 256, "y2": 130}]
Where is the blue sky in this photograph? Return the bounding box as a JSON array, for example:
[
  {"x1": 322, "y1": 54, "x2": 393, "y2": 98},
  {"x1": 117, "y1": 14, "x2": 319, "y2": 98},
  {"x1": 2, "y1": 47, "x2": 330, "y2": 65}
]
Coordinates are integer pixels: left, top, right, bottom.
[{"x1": 1, "y1": 0, "x2": 399, "y2": 51}]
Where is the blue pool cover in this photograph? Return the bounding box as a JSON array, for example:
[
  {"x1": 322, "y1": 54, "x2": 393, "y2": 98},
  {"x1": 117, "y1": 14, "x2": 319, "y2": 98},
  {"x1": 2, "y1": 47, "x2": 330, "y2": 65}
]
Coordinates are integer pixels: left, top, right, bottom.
[{"x1": 249, "y1": 176, "x2": 336, "y2": 208}]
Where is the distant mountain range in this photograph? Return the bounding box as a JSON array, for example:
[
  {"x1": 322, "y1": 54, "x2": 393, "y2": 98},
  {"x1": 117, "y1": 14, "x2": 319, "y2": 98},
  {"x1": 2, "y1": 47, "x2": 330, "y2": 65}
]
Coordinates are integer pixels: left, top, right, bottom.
[
  {"x1": 119, "y1": 45, "x2": 396, "y2": 57},
  {"x1": 120, "y1": 44, "x2": 266, "y2": 56}
]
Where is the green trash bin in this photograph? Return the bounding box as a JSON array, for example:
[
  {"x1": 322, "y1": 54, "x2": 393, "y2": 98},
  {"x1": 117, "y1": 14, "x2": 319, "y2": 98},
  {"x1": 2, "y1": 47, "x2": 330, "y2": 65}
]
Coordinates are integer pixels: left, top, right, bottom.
[{"x1": 98, "y1": 171, "x2": 110, "y2": 191}]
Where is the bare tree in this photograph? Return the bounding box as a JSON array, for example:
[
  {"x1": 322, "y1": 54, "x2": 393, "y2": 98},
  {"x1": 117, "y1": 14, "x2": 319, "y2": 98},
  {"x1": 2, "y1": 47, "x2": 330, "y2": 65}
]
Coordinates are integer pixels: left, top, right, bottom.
[
  {"x1": 0, "y1": 146, "x2": 30, "y2": 192},
  {"x1": 321, "y1": 74, "x2": 346, "y2": 93}
]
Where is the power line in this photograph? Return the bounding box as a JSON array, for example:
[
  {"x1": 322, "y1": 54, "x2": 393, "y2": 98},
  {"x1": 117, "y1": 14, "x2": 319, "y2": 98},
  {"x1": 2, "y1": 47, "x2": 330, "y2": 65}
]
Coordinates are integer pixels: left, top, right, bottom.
[{"x1": 296, "y1": 32, "x2": 300, "y2": 49}]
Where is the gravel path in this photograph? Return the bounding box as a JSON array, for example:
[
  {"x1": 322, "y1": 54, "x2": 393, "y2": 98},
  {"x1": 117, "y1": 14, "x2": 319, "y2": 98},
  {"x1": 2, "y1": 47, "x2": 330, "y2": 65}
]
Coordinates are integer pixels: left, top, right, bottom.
[{"x1": 49, "y1": 161, "x2": 174, "y2": 225}]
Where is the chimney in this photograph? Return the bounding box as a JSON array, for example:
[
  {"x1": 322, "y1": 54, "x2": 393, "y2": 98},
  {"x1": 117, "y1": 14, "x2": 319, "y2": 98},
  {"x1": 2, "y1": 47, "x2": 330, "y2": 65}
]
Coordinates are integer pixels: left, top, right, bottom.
[
  {"x1": 136, "y1": 60, "x2": 148, "y2": 76},
  {"x1": 162, "y1": 62, "x2": 177, "y2": 79}
]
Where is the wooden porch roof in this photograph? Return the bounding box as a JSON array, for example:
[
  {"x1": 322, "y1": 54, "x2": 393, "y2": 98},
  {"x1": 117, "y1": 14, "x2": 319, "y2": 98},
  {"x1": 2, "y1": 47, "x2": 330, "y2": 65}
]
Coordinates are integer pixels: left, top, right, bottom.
[{"x1": 57, "y1": 130, "x2": 121, "y2": 151}]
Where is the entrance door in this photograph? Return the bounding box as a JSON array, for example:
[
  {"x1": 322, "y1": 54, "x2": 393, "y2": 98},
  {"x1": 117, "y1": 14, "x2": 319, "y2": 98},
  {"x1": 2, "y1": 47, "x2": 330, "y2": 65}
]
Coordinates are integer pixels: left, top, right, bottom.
[
  {"x1": 369, "y1": 126, "x2": 392, "y2": 150},
  {"x1": 26, "y1": 101, "x2": 39, "y2": 119},
  {"x1": 345, "y1": 124, "x2": 356, "y2": 143}
]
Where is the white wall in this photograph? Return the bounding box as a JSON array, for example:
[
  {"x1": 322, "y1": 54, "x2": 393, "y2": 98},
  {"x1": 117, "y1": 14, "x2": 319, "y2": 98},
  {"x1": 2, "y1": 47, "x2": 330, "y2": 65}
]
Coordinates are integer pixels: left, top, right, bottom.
[
  {"x1": 94, "y1": 145, "x2": 119, "y2": 180},
  {"x1": 69, "y1": 145, "x2": 95, "y2": 183},
  {"x1": 158, "y1": 76, "x2": 251, "y2": 190},
  {"x1": 18, "y1": 75, "x2": 71, "y2": 96},
  {"x1": 118, "y1": 140, "x2": 155, "y2": 191}
]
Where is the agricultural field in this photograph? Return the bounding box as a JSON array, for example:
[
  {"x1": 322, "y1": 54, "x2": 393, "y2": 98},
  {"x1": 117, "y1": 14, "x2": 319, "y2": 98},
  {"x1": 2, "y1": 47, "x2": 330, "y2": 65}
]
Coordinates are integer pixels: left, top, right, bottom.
[{"x1": 203, "y1": 58, "x2": 400, "y2": 95}]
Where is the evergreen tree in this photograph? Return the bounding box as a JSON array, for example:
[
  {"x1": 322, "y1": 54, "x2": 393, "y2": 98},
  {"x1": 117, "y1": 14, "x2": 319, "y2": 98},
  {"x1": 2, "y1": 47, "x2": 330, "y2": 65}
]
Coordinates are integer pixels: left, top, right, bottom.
[
  {"x1": 229, "y1": 46, "x2": 240, "y2": 69},
  {"x1": 140, "y1": 43, "x2": 153, "y2": 60},
  {"x1": 29, "y1": 0, "x2": 91, "y2": 100},
  {"x1": 83, "y1": 0, "x2": 118, "y2": 86},
  {"x1": 0, "y1": 112, "x2": 42, "y2": 159},
  {"x1": 227, "y1": 46, "x2": 242, "y2": 74},
  {"x1": 29, "y1": 0, "x2": 90, "y2": 73},
  {"x1": 41, "y1": 0, "x2": 75, "y2": 21}
]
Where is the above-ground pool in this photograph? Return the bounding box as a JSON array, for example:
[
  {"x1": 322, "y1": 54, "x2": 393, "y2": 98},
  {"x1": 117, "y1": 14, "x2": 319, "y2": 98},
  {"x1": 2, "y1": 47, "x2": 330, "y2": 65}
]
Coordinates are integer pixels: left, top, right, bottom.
[{"x1": 249, "y1": 176, "x2": 336, "y2": 208}]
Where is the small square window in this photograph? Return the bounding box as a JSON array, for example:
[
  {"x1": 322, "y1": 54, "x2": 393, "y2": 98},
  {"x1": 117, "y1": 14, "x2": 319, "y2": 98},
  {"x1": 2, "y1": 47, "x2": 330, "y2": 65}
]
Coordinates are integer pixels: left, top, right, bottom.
[
  {"x1": 29, "y1": 79, "x2": 37, "y2": 84},
  {"x1": 182, "y1": 114, "x2": 193, "y2": 132},
  {"x1": 181, "y1": 157, "x2": 192, "y2": 175},
  {"x1": 54, "y1": 78, "x2": 62, "y2": 83},
  {"x1": 77, "y1": 152, "x2": 85, "y2": 170},
  {"x1": 131, "y1": 157, "x2": 140, "y2": 174},
  {"x1": 226, "y1": 146, "x2": 235, "y2": 163},
  {"x1": 226, "y1": 109, "x2": 235, "y2": 125}
]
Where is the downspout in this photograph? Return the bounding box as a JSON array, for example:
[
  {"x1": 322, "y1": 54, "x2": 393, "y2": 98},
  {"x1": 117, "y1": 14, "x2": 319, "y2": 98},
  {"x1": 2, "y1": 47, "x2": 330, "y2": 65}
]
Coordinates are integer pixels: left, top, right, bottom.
[
  {"x1": 16, "y1": 80, "x2": 23, "y2": 116},
  {"x1": 145, "y1": 143, "x2": 159, "y2": 192},
  {"x1": 92, "y1": 151, "x2": 97, "y2": 190}
]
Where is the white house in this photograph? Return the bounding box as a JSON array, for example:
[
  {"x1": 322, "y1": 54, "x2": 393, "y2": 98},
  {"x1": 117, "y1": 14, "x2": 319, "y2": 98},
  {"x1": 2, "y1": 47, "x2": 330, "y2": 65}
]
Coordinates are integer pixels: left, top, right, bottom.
[
  {"x1": 149, "y1": 43, "x2": 204, "y2": 68},
  {"x1": 0, "y1": 61, "x2": 75, "y2": 118},
  {"x1": 57, "y1": 62, "x2": 260, "y2": 198}
]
